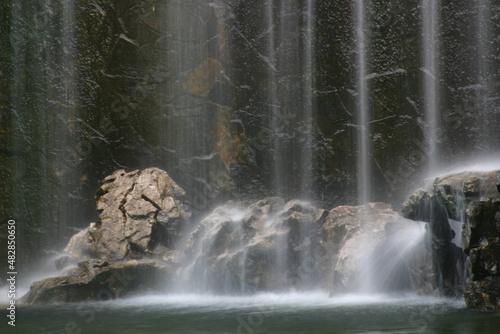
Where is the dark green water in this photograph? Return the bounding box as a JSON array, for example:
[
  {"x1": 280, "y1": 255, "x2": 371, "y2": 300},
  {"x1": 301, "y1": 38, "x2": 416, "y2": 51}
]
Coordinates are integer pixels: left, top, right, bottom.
[{"x1": 9, "y1": 293, "x2": 500, "y2": 334}]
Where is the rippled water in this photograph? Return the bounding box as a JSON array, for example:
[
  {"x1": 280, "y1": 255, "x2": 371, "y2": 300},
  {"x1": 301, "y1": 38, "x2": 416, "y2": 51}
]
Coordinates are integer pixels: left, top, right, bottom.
[{"x1": 13, "y1": 292, "x2": 500, "y2": 334}]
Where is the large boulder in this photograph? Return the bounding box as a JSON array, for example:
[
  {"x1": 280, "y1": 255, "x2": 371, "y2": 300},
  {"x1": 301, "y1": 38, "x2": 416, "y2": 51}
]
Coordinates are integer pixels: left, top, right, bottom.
[
  {"x1": 21, "y1": 259, "x2": 172, "y2": 304},
  {"x1": 176, "y1": 197, "x2": 329, "y2": 293},
  {"x1": 65, "y1": 168, "x2": 191, "y2": 261},
  {"x1": 23, "y1": 167, "x2": 190, "y2": 305},
  {"x1": 403, "y1": 169, "x2": 500, "y2": 310},
  {"x1": 317, "y1": 202, "x2": 433, "y2": 295}
]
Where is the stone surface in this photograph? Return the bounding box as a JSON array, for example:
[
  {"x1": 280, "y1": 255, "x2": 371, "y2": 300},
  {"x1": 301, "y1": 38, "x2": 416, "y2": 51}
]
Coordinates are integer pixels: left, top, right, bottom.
[
  {"x1": 21, "y1": 259, "x2": 171, "y2": 305},
  {"x1": 64, "y1": 168, "x2": 191, "y2": 262},
  {"x1": 318, "y1": 202, "x2": 434, "y2": 295},
  {"x1": 178, "y1": 197, "x2": 329, "y2": 292},
  {"x1": 176, "y1": 199, "x2": 433, "y2": 296},
  {"x1": 463, "y1": 200, "x2": 500, "y2": 311},
  {"x1": 403, "y1": 169, "x2": 500, "y2": 309}
]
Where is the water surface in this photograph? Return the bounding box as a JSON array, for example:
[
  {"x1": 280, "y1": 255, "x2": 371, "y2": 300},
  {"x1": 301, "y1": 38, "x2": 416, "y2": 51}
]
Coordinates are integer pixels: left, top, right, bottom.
[{"x1": 13, "y1": 293, "x2": 500, "y2": 334}]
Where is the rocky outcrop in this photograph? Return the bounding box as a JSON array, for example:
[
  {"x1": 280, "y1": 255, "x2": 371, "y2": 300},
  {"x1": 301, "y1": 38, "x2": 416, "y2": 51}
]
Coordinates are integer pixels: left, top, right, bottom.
[
  {"x1": 403, "y1": 169, "x2": 500, "y2": 310},
  {"x1": 463, "y1": 200, "x2": 500, "y2": 311},
  {"x1": 23, "y1": 167, "x2": 190, "y2": 304},
  {"x1": 176, "y1": 199, "x2": 432, "y2": 296},
  {"x1": 65, "y1": 168, "x2": 191, "y2": 261},
  {"x1": 177, "y1": 197, "x2": 329, "y2": 292},
  {"x1": 21, "y1": 259, "x2": 172, "y2": 304}
]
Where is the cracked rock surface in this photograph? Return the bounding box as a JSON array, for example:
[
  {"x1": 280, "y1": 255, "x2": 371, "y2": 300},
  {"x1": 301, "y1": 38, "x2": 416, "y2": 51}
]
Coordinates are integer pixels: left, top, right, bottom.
[{"x1": 65, "y1": 168, "x2": 191, "y2": 261}]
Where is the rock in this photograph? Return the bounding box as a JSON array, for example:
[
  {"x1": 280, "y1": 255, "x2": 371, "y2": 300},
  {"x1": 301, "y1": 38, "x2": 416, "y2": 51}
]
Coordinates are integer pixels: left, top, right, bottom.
[
  {"x1": 177, "y1": 199, "x2": 432, "y2": 295},
  {"x1": 463, "y1": 200, "x2": 500, "y2": 310},
  {"x1": 404, "y1": 169, "x2": 500, "y2": 309},
  {"x1": 177, "y1": 197, "x2": 328, "y2": 292},
  {"x1": 21, "y1": 259, "x2": 172, "y2": 305},
  {"x1": 65, "y1": 168, "x2": 191, "y2": 261},
  {"x1": 64, "y1": 225, "x2": 98, "y2": 260},
  {"x1": 464, "y1": 277, "x2": 500, "y2": 311},
  {"x1": 318, "y1": 202, "x2": 433, "y2": 295}
]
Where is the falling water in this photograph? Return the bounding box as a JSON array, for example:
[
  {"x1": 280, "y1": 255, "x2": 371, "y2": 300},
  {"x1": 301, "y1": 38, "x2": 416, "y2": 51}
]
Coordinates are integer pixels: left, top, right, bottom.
[
  {"x1": 476, "y1": 0, "x2": 495, "y2": 150},
  {"x1": 162, "y1": 0, "x2": 215, "y2": 201},
  {"x1": 421, "y1": 0, "x2": 441, "y2": 173},
  {"x1": 57, "y1": 0, "x2": 78, "y2": 241},
  {"x1": 301, "y1": 0, "x2": 315, "y2": 200},
  {"x1": 354, "y1": 0, "x2": 375, "y2": 293},
  {"x1": 356, "y1": 0, "x2": 371, "y2": 206},
  {"x1": 273, "y1": 0, "x2": 301, "y2": 198},
  {"x1": 357, "y1": 221, "x2": 428, "y2": 293}
]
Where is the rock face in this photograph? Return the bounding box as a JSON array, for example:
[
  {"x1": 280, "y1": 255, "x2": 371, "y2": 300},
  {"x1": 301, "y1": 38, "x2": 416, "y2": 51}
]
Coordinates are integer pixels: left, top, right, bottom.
[
  {"x1": 65, "y1": 168, "x2": 191, "y2": 261},
  {"x1": 403, "y1": 169, "x2": 500, "y2": 310},
  {"x1": 23, "y1": 168, "x2": 190, "y2": 304}
]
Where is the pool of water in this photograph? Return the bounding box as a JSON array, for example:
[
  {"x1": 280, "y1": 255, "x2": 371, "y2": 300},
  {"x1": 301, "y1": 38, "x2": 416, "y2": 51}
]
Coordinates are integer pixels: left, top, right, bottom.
[{"x1": 11, "y1": 292, "x2": 500, "y2": 334}]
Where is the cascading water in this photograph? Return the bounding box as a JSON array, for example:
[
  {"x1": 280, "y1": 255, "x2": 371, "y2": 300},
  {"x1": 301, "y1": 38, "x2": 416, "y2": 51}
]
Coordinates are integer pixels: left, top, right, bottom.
[
  {"x1": 421, "y1": 0, "x2": 441, "y2": 173},
  {"x1": 353, "y1": 0, "x2": 377, "y2": 294},
  {"x1": 476, "y1": 0, "x2": 496, "y2": 150},
  {"x1": 355, "y1": 0, "x2": 371, "y2": 206}
]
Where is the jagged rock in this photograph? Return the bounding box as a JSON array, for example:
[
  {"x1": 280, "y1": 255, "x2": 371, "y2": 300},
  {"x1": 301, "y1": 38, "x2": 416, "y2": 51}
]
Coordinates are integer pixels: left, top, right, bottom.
[
  {"x1": 65, "y1": 168, "x2": 191, "y2": 261},
  {"x1": 64, "y1": 224, "x2": 98, "y2": 260},
  {"x1": 178, "y1": 197, "x2": 328, "y2": 292},
  {"x1": 402, "y1": 170, "x2": 500, "y2": 221},
  {"x1": 176, "y1": 199, "x2": 433, "y2": 295},
  {"x1": 21, "y1": 259, "x2": 171, "y2": 305},
  {"x1": 404, "y1": 169, "x2": 500, "y2": 309},
  {"x1": 318, "y1": 202, "x2": 433, "y2": 295},
  {"x1": 464, "y1": 277, "x2": 500, "y2": 311},
  {"x1": 463, "y1": 200, "x2": 500, "y2": 311}
]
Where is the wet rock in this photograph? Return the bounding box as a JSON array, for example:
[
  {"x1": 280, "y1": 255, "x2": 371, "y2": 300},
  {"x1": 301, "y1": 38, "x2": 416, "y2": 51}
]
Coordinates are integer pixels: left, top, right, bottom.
[
  {"x1": 404, "y1": 169, "x2": 500, "y2": 309},
  {"x1": 21, "y1": 259, "x2": 171, "y2": 305},
  {"x1": 463, "y1": 200, "x2": 500, "y2": 311},
  {"x1": 65, "y1": 168, "x2": 191, "y2": 261},
  {"x1": 318, "y1": 202, "x2": 433, "y2": 295},
  {"x1": 178, "y1": 199, "x2": 431, "y2": 295},
  {"x1": 179, "y1": 197, "x2": 328, "y2": 292},
  {"x1": 464, "y1": 276, "x2": 500, "y2": 311}
]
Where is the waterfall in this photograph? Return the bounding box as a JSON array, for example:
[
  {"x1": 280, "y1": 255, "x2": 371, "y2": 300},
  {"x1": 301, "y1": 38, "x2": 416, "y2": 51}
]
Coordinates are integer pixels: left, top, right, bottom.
[
  {"x1": 301, "y1": 0, "x2": 315, "y2": 200},
  {"x1": 355, "y1": 0, "x2": 371, "y2": 205},
  {"x1": 6, "y1": 0, "x2": 500, "y2": 307},
  {"x1": 161, "y1": 0, "x2": 217, "y2": 208},
  {"x1": 269, "y1": 0, "x2": 315, "y2": 200},
  {"x1": 421, "y1": 0, "x2": 441, "y2": 173},
  {"x1": 476, "y1": 0, "x2": 496, "y2": 152},
  {"x1": 273, "y1": 0, "x2": 300, "y2": 198},
  {"x1": 9, "y1": 0, "x2": 78, "y2": 247},
  {"x1": 354, "y1": 0, "x2": 375, "y2": 293}
]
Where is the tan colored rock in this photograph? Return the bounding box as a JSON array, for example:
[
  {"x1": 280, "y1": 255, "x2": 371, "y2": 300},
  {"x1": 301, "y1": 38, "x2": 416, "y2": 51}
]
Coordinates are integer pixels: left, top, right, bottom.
[{"x1": 65, "y1": 168, "x2": 190, "y2": 261}]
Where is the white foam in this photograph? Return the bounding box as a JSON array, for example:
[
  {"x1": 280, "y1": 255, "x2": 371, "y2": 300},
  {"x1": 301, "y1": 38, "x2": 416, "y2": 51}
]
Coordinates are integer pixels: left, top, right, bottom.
[{"x1": 100, "y1": 291, "x2": 464, "y2": 312}]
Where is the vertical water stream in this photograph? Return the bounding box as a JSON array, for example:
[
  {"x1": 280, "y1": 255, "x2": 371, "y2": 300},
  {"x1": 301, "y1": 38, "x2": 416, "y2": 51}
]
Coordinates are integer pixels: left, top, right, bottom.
[{"x1": 421, "y1": 0, "x2": 441, "y2": 173}]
